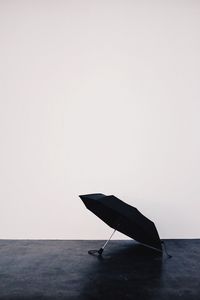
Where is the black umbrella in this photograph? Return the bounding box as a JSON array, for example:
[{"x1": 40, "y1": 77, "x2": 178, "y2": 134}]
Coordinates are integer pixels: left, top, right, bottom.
[{"x1": 79, "y1": 193, "x2": 169, "y2": 256}]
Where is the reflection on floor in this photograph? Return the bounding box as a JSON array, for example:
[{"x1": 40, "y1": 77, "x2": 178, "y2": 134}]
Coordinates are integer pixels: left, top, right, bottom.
[{"x1": 0, "y1": 240, "x2": 199, "y2": 299}]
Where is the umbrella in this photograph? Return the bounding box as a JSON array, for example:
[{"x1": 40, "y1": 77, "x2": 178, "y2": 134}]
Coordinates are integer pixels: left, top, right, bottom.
[{"x1": 79, "y1": 193, "x2": 164, "y2": 255}]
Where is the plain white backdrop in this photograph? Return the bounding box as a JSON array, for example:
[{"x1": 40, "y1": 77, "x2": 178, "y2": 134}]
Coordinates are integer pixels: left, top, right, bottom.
[{"x1": 0, "y1": 0, "x2": 200, "y2": 239}]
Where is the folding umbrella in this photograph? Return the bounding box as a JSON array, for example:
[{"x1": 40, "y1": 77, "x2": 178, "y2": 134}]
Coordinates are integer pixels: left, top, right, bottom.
[{"x1": 79, "y1": 193, "x2": 167, "y2": 256}]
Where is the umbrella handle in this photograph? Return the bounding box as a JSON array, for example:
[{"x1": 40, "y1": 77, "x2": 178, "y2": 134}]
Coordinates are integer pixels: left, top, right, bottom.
[
  {"x1": 88, "y1": 228, "x2": 117, "y2": 256},
  {"x1": 88, "y1": 248, "x2": 103, "y2": 255}
]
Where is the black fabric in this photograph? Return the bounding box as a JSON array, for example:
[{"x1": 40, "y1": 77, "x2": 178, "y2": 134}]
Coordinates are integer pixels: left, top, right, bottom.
[{"x1": 79, "y1": 193, "x2": 162, "y2": 251}]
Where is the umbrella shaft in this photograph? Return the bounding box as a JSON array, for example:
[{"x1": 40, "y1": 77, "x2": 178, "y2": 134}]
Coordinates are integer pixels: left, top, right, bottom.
[{"x1": 102, "y1": 229, "x2": 116, "y2": 249}]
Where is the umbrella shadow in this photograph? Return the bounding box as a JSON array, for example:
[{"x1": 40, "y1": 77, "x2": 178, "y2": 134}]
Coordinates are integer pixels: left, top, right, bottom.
[{"x1": 79, "y1": 241, "x2": 163, "y2": 300}]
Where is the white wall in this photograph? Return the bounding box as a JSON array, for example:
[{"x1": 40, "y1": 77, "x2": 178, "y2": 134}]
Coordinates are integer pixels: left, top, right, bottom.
[{"x1": 0, "y1": 0, "x2": 200, "y2": 239}]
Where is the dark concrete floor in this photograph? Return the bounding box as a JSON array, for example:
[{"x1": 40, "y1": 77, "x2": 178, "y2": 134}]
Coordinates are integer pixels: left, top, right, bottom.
[{"x1": 0, "y1": 240, "x2": 199, "y2": 300}]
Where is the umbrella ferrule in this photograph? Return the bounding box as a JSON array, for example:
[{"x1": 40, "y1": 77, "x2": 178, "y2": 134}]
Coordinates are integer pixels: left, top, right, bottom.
[{"x1": 161, "y1": 241, "x2": 172, "y2": 258}]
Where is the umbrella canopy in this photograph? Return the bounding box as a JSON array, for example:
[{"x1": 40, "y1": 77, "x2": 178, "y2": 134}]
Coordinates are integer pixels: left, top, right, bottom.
[{"x1": 79, "y1": 193, "x2": 162, "y2": 252}]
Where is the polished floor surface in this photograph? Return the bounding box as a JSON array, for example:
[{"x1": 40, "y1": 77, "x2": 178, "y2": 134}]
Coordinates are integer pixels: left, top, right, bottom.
[{"x1": 0, "y1": 239, "x2": 199, "y2": 299}]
